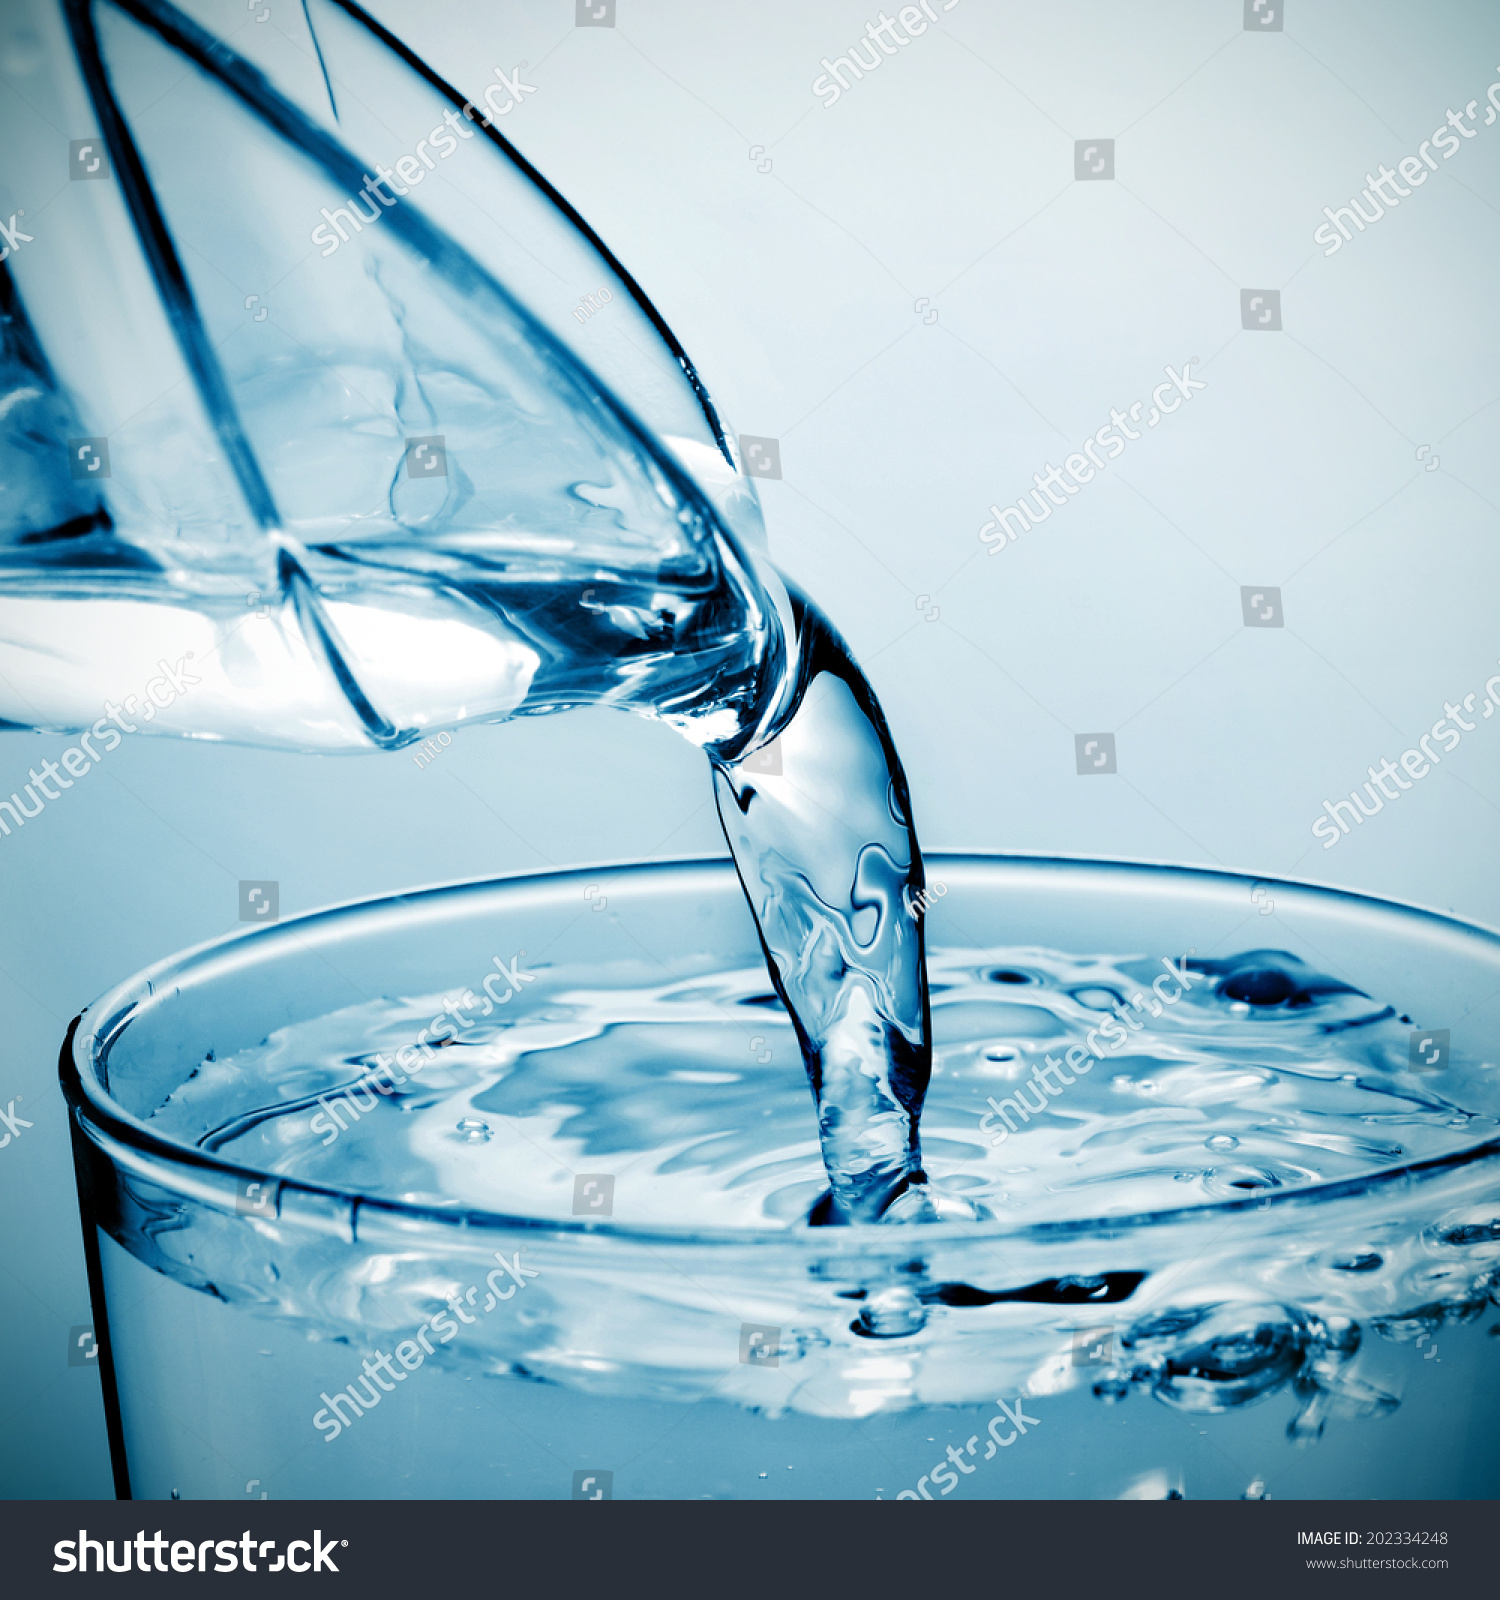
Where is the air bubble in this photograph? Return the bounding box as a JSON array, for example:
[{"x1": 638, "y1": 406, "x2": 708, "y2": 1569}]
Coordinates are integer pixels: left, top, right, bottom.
[
  {"x1": 1221, "y1": 970, "x2": 1297, "y2": 1006},
  {"x1": 1071, "y1": 986, "x2": 1123, "y2": 1010},
  {"x1": 1206, "y1": 1135, "x2": 1239, "y2": 1153},
  {"x1": 1435, "y1": 1220, "x2": 1500, "y2": 1247},
  {"x1": 1330, "y1": 1252, "x2": 1383, "y2": 1273},
  {"x1": 454, "y1": 1118, "x2": 492, "y2": 1143},
  {"x1": 853, "y1": 1285, "x2": 928, "y2": 1339}
]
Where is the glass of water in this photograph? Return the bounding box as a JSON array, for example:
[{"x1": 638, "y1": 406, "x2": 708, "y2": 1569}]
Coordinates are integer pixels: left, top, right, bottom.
[{"x1": 62, "y1": 855, "x2": 1500, "y2": 1500}]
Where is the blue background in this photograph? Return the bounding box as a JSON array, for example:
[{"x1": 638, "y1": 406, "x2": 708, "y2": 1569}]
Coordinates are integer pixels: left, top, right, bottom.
[{"x1": 2, "y1": 0, "x2": 1499, "y2": 1495}]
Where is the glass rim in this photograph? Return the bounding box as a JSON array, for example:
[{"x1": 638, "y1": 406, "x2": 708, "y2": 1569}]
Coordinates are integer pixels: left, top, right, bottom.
[{"x1": 61, "y1": 851, "x2": 1500, "y2": 1250}]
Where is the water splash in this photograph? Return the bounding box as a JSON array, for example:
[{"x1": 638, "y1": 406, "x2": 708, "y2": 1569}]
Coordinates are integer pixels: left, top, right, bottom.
[{"x1": 100, "y1": 922, "x2": 1500, "y2": 1438}]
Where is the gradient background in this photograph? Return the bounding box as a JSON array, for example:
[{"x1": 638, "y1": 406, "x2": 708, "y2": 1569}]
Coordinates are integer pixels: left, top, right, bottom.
[{"x1": 2, "y1": 0, "x2": 1499, "y2": 1496}]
